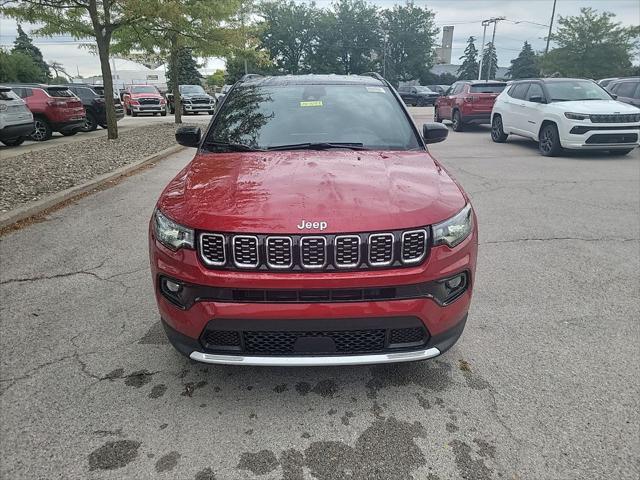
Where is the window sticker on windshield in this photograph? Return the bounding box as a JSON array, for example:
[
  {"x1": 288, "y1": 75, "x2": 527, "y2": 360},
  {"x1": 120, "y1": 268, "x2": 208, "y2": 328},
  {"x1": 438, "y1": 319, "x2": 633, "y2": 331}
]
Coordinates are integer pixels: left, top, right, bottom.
[
  {"x1": 300, "y1": 100, "x2": 323, "y2": 107},
  {"x1": 366, "y1": 86, "x2": 385, "y2": 93}
]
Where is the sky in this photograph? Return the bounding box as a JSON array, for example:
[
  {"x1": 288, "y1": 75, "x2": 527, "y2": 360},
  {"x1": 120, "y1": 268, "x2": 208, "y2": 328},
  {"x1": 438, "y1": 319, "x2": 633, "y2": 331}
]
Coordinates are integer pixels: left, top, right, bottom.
[{"x1": 0, "y1": 0, "x2": 638, "y2": 77}]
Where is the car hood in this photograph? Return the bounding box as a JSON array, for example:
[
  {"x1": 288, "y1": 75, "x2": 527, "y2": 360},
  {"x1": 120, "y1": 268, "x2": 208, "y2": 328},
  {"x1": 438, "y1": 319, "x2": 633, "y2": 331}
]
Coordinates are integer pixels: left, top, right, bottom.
[
  {"x1": 181, "y1": 93, "x2": 212, "y2": 99},
  {"x1": 130, "y1": 92, "x2": 162, "y2": 98},
  {"x1": 158, "y1": 150, "x2": 467, "y2": 234},
  {"x1": 553, "y1": 100, "x2": 640, "y2": 114}
]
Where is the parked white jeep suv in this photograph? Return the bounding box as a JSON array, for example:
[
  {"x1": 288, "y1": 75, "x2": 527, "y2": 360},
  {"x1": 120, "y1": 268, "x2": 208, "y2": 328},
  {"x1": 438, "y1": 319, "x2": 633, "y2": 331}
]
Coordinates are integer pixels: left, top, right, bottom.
[
  {"x1": 491, "y1": 78, "x2": 640, "y2": 156},
  {"x1": 0, "y1": 86, "x2": 34, "y2": 147}
]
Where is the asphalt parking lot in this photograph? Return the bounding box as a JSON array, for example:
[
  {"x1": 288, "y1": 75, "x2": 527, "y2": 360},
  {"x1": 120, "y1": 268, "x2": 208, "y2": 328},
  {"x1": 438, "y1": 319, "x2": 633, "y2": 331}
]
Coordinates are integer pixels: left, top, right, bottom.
[{"x1": 1, "y1": 107, "x2": 638, "y2": 480}]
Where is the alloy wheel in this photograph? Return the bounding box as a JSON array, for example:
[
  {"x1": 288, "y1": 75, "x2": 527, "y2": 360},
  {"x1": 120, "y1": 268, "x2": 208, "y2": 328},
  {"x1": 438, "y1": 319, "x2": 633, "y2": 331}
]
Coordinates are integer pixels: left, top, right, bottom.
[
  {"x1": 32, "y1": 120, "x2": 47, "y2": 141},
  {"x1": 540, "y1": 128, "x2": 553, "y2": 153},
  {"x1": 491, "y1": 117, "x2": 502, "y2": 140}
]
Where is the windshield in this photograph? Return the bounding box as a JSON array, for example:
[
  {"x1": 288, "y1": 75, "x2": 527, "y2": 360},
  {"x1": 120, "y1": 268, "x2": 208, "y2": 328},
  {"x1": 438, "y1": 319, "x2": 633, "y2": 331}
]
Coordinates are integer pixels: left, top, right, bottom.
[
  {"x1": 415, "y1": 86, "x2": 434, "y2": 93},
  {"x1": 205, "y1": 84, "x2": 421, "y2": 151},
  {"x1": 180, "y1": 85, "x2": 206, "y2": 95},
  {"x1": 131, "y1": 86, "x2": 158, "y2": 94},
  {"x1": 546, "y1": 80, "x2": 612, "y2": 101},
  {"x1": 469, "y1": 84, "x2": 506, "y2": 93}
]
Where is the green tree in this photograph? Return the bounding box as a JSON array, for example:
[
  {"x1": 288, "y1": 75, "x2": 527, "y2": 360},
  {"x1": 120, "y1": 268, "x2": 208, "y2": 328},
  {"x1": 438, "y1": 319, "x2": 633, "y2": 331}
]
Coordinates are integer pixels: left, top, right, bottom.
[
  {"x1": 166, "y1": 48, "x2": 202, "y2": 87},
  {"x1": 48, "y1": 60, "x2": 71, "y2": 83},
  {"x1": 1, "y1": 0, "x2": 144, "y2": 139},
  {"x1": 11, "y1": 25, "x2": 50, "y2": 80},
  {"x1": 380, "y1": 3, "x2": 437, "y2": 86},
  {"x1": 457, "y1": 36, "x2": 479, "y2": 80},
  {"x1": 225, "y1": 51, "x2": 275, "y2": 83},
  {"x1": 206, "y1": 69, "x2": 227, "y2": 88},
  {"x1": 259, "y1": 0, "x2": 316, "y2": 74},
  {"x1": 480, "y1": 42, "x2": 497, "y2": 80},
  {"x1": 113, "y1": 0, "x2": 239, "y2": 123},
  {"x1": 325, "y1": 0, "x2": 381, "y2": 75},
  {"x1": 0, "y1": 50, "x2": 45, "y2": 82},
  {"x1": 508, "y1": 41, "x2": 539, "y2": 79},
  {"x1": 541, "y1": 8, "x2": 640, "y2": 78}
]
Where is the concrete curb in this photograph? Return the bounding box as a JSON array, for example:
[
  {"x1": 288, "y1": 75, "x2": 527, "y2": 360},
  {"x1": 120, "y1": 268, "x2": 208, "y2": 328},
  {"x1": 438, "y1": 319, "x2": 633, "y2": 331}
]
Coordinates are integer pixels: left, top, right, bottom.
[{"x1": 0, "y1": 144, "x2": 186, "y2": 230}]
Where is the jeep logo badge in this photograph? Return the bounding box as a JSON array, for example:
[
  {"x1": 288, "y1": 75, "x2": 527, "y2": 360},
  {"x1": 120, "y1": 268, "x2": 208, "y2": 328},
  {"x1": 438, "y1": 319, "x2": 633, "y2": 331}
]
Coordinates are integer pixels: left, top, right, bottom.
[{"x1": 297, "y1": 219, "x2": 328, "y2": 231}]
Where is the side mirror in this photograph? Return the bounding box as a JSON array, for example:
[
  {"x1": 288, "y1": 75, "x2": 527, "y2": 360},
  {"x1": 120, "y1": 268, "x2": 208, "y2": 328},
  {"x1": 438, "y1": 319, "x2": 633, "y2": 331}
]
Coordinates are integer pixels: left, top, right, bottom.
[
  {"x1": 422, "y1": 122, "x2": 449, "y2": 144},
  {"x1": 175, "y1": 126, "x2": 201, "y2": 147},
  {"x1": 529, "y1": 95, "x2": 546, "y2": 104}
]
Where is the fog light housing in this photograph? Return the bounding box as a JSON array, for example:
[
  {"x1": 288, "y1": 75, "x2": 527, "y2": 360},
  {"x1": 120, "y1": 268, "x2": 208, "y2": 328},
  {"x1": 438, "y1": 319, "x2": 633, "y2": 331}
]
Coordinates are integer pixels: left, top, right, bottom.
[
  {"x1": 166, "y1": 280, "x2": 181, "y2": 293},
  {"x1": 160, "y1": 276, "x2": 188, "y2": 308},
  {"x1": 445, "y1": 276, "x2": 463, "y2": 290},
  {"x1": 437, "y1": 272, "x2": 468, "y2": 305}
]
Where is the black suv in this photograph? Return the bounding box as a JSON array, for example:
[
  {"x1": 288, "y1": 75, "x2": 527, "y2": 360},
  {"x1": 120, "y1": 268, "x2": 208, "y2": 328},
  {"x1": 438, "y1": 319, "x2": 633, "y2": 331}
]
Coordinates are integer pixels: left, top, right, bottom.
[
  {"x1": 398, "y1": 86, "x2": 440, "y2": 106},
  {"x1": 607, "y1": 78, "x2": 640, "y2": 108},
  {"x1": 166, "y1": 85, "x2": 216, "y2": 115},
  {"x1": 64, "y1": 84, "x2": 124, "y2": 131}
]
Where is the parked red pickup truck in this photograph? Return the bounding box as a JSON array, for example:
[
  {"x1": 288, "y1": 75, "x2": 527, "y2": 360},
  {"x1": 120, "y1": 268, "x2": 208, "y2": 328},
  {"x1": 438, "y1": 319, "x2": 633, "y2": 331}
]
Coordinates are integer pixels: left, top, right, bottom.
[
  {"x1": 122, "y1": 85, "x2": 167, "y2": 117},
  {"x1": 9, "y1": 84, "x2": 85, "y2": 141},
  {"x1": 435, "y1": 81, "x2": 507, "y2": 131}
]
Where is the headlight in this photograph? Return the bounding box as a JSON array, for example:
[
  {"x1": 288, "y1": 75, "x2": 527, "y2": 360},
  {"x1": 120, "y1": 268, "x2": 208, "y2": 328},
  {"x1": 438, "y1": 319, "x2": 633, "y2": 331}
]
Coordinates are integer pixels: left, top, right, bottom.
[
  {"x1": 153, "y1": 209, "x2": 194, "y2": 251},
  {"x1": 564, "y1": 112, "x2": 589, "y2": 120},
  {"x1": 433, "y1": 204, "x2": 473, "y2": 248}
]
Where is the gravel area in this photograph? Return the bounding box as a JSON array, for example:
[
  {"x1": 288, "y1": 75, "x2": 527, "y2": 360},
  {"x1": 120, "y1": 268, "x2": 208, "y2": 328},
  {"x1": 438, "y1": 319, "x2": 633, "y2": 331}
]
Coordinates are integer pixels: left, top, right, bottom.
[{"x1": 0, "y1": 123, "x2": 190, "y2": 213}]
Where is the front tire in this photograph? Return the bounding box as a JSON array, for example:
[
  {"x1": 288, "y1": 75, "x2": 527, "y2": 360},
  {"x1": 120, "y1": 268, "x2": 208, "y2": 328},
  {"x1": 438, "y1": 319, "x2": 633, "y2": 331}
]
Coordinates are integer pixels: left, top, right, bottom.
[
  {"x1": 539, "y1": 123, "x2": 562, "y2": 156},
  {"x1": 30, "y1": 118, "x2": 52, "y2": 141},
  {"x1": 161, "y1": 110, "x2": 167, "y2": 116},
  {"x1": 131, "y1": 110, "x2": 138, "y2": 117},
  {"x1": 609, "y1": 148, "x2": 634, "y2": 156},
  {"x1": 491, "y1": 115, "x2": 508, "y2": 143},
  {"x1": 452, "y1": 110, "x2": 464, "y2": 132}
]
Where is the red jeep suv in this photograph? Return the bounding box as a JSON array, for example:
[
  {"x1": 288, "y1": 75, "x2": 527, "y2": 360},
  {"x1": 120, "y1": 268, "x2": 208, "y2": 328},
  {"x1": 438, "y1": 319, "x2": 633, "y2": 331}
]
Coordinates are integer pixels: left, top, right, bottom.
[
  {"x1": 10, "y1": 84, "x2": 85, "y2": 141},
  {"x1": 435, "y1": 80, "x2": 506, "y2": 131},
  {"x1": 149, "y1": 74, "x2": 478, "y2": 366}
]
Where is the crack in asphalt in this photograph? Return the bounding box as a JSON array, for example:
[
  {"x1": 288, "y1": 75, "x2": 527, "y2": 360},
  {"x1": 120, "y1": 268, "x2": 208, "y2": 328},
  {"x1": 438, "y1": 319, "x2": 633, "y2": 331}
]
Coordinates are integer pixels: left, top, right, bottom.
[{"x1": 0, "y1": 258, "x2": 136, "y2": 294}]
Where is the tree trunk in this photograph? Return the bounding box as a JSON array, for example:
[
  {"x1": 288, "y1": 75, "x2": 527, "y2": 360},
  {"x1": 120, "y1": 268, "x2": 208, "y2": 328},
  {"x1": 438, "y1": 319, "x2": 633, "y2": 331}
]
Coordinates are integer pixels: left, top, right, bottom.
[
  {"x1": 96, "y1": 35, "x2": 118, "y2": 139},
  {"x1": 170, "y1": 40, "x2": 181, "y2": 124}
]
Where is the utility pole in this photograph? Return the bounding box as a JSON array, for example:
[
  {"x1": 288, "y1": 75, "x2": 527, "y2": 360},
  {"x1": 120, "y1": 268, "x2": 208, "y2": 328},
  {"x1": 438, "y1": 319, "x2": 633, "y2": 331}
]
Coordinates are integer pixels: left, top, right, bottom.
[
  {"x1": 477, "y1": 20, "x2": 489, "y2": 80},
  {"x1": 478, "y1": 17, "x2": 505, "y2": 81},
  {"x1": 545, "y1": 0, "x2": 557, "y2": 54}
]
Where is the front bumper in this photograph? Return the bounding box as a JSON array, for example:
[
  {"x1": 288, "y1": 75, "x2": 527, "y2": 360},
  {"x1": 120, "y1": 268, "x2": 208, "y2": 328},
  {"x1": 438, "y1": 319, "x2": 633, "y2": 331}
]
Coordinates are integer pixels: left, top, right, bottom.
[
  {"x1": 162, "y1": 314, "x2": 467, "y2": 366},
  {"x1": 149, "y1": 217, "x2": 477, "y2": 365},
  {"x1": 560, "y1": 123, "x2": 639, "y2": 150},
  {"x1": 131, "y1": 105, "x2": 165, "y2": 112},
  {"x1": 184, "y1": 104, "x2": 215, "y2": 112}
]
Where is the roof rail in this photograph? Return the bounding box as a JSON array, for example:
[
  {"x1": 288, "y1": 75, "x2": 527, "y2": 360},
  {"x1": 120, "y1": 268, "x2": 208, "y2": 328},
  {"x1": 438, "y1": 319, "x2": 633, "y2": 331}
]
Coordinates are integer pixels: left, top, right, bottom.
[
  {"x1": 239, "y1": 74, "x2": 263, "y2": 82},
  {"x1": 360, "y1": 72, "x2": 386, "y2": 82}
]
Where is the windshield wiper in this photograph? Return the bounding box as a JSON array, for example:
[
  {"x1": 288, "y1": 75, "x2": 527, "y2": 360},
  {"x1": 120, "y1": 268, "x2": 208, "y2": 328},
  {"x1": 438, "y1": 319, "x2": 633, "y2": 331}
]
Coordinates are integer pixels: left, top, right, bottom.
[
  {"x1": 266, "y1": 142, "x2": 368, "y2": 151},
  {"x1": 202, "y1": 141, "x2": 264, "y2": 152}
]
